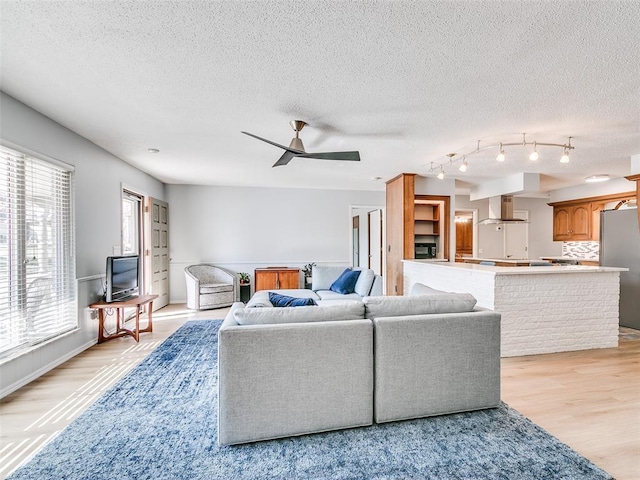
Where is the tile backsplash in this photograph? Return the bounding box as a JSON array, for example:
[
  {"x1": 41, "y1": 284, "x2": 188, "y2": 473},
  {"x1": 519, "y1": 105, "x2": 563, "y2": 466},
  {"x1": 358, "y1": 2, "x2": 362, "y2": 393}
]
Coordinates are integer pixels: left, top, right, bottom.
[{"x1": 562, "y1": 241, "x2": 600, "y2": 259}]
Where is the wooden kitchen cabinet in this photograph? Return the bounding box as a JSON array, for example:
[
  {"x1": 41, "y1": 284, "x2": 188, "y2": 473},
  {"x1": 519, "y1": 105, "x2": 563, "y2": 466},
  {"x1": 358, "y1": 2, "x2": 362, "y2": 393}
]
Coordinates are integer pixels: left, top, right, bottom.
[
  {"x1": 549, "y1": 191, "x2": 635, "y2": 241},
  {"x1": 552, "y1": 204, "x2": 590, "y2": 241},
  {"x1": 254, "y1": 268, "x2": 300, "y2": 290}
]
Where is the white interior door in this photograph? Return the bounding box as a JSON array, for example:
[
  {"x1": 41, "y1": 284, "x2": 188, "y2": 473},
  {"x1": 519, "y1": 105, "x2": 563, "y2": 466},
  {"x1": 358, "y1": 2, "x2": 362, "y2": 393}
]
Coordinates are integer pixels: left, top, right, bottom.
[
  {"x1": 149, "y1": 197, "x2": 169, "y2": 310},
  {"x1": 504, "y1": 210, "x2": 529, "y2": 259},
  {"x1": 368, "y1": 209, "x2": 383, "y2": 275}
]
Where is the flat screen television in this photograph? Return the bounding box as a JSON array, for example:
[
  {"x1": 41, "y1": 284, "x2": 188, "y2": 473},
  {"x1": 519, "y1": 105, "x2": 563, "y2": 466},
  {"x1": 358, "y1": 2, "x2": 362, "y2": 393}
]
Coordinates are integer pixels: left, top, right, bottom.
[{"x1": 105, "y1": 255, "x2": 140, "y2": 302}]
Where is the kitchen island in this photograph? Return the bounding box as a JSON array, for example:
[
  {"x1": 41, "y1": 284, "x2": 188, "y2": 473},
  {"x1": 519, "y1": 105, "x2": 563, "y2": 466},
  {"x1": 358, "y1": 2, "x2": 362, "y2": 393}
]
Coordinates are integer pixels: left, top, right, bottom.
[{"x1": 403, "y1": 260, "x2": 627, "y2": 357}]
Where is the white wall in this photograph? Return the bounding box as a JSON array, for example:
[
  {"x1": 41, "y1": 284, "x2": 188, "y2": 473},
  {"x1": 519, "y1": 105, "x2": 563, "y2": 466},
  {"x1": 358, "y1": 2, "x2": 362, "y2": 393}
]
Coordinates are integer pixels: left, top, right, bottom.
[
  {"x1": 0, "y1": 92, "x2": 165, "y2": 397},
  {"x1": 549, "y1": 177, "x2": 635, "y2": 203},
  {"x1": 455, "y1": 195, "x2": 561, "y2": 259},
  {"x1": 166, "y1": 184, "x2": 385, "y2": 302}
]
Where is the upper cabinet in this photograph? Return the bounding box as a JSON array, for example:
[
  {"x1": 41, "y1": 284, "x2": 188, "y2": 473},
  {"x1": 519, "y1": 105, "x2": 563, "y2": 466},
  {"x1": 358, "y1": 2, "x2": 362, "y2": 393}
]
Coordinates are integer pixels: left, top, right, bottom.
[
  {"x1": 552, "y1": 204, "x2": 590, "y2": 241},
  {"x1": 549, "y1": 191, "x2": 635, "y2": 241}
]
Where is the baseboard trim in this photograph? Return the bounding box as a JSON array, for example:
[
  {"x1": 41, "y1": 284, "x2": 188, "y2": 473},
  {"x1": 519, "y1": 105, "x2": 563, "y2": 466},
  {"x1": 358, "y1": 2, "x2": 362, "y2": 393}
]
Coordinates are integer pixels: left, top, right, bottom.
[{"x1": 0, "y1": 338, "x2": 97, "y2": 399}]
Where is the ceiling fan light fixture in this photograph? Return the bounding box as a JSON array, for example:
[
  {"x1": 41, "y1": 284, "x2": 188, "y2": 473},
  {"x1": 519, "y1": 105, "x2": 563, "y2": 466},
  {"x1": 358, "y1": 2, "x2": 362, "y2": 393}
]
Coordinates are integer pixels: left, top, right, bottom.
[{"x1": 289, "y1": 137, "x2": 305, "y2": 151}]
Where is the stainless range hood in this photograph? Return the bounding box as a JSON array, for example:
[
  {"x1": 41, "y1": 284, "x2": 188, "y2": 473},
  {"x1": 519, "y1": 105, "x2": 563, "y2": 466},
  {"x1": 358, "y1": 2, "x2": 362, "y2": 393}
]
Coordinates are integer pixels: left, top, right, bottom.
[{"x1": 478, "y1": 195, "x2": 528, "y2": 224}]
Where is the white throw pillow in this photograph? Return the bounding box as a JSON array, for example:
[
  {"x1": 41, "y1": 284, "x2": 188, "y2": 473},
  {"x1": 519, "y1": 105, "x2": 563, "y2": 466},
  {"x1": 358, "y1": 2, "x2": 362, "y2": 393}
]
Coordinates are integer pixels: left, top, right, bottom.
[
  {"x1": 354, "y1": 269, "x2": 376, "y2": 297},
  {"x1": 312, "y1": 265, "x2": 349, "y2": 291}
]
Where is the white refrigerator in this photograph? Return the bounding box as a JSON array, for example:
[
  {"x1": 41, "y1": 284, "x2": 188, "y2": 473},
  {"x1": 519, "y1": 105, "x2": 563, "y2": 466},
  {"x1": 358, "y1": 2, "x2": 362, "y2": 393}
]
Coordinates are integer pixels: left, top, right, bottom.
[{"x1": 600, "y1": 208, "x2": 640, "y2": 329}]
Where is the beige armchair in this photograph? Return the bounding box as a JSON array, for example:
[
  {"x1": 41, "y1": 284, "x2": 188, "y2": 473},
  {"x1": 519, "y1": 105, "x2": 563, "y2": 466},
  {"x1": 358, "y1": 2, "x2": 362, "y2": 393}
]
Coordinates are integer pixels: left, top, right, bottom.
[{"x1": 185, "y1": 264, "x2": 239, "y2": 310}]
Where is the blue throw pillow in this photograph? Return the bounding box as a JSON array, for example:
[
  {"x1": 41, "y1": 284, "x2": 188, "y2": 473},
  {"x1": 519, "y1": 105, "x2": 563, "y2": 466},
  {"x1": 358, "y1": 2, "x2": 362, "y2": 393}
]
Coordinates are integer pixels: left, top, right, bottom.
[
  {"x1": 268, "y1": 292, "x2": 317, "y2": 307},
  {"x1": 329, "y1": 268, "x2": 361, "y2": 295}
]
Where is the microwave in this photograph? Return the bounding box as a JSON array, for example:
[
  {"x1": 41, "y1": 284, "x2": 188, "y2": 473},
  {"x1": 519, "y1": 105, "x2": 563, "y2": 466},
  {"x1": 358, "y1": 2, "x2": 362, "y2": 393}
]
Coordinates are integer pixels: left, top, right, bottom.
[{"x1": 415, "y1": 242, "x2": 437, "y2": 259}]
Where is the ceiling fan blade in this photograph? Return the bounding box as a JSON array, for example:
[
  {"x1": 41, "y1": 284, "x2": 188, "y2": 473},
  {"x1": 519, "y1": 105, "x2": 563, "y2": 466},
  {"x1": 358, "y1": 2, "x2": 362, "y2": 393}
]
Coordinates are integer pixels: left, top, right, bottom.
[
  {"x1": 272, "y1": 150, "x2": 295, "y2": 167},
  {"x1": 295, "y1": 151, "x2": 361, "y2": 162},
  {"x1": 241, "y1": 131, "x2": 304, "y2": 154}
]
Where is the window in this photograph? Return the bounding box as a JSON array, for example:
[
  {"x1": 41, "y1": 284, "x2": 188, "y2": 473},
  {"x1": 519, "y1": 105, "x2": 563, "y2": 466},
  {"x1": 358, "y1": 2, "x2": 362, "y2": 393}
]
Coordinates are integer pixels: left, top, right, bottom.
[
  {"x1": 122, "y1": 190, "x2": 142, "y2": 255},
  {"x1": 0, "y1": 144, "x2": 76, "y2": 358}
]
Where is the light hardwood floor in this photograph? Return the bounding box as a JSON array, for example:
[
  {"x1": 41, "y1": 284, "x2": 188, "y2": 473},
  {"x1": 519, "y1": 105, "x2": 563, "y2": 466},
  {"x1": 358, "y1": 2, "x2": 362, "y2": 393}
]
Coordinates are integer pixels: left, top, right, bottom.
[{"x1": 1, "y1": 306, "x2": 638, "y2": 479}]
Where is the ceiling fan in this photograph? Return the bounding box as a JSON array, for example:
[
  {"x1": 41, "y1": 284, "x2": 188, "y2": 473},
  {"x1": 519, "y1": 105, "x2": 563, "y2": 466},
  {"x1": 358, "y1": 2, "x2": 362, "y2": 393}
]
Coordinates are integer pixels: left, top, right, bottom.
[{"x1": 241, "y1": 120, "x2": 361, "y2": 167}]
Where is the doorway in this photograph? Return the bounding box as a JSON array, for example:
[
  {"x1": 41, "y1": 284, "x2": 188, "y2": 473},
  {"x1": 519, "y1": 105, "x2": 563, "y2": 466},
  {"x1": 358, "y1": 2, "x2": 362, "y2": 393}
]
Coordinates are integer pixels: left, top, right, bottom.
[
  {"x1": 352, "y1": 216, "x2": 360, "y2": 268},
  {"x1": 454, "y1": 209, "x2": 478, "y2": 260},
  {"x1": 349, "y1": 205, "x2": 385, "y2": 276}
]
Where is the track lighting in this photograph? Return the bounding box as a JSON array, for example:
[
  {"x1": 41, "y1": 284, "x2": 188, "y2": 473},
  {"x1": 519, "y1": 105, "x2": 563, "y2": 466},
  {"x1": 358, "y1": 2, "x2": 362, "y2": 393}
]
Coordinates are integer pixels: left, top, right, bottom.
[{"x1": 432, "y1": 134, "x2": 575, "y2": 179}]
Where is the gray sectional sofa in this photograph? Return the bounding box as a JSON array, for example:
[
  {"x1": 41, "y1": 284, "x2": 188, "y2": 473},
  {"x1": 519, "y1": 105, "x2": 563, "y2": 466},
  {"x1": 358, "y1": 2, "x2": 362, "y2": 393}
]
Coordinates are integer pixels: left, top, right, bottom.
[{"x1": 217, "y1": 277, "x2": 501, "y2": 446}]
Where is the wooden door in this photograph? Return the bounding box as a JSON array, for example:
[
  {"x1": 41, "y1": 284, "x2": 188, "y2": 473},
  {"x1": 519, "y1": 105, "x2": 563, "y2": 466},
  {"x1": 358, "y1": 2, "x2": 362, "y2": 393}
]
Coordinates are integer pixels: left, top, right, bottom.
[
  {"x1": 571, "y1": 204, "x2": 591, "y2": 240},
  {"x1": 553, "y1": 207, "x2": 572, "y2": 241},
  {"x1": 455, "y1": 215, "x2": 473, "y2": 256},
  {"x1": 149, "y1": 197, "x2": 169, "y2": 310},
  {"x1": 278, "y1": 270, "x2": 300, "y2": 289},
  {"x1": 255, "y1": 270, "x2": 277, "y2": 291}
]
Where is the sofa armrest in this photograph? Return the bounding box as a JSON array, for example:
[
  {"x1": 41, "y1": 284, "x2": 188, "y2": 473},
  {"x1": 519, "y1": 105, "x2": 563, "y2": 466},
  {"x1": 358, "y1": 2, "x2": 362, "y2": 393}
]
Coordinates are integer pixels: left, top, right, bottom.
[
  {"x1": 373, "y1": 310, "x2": 501, "y2": 423},
  {"x1": 184, "y1": 268, "x2": 200, "y2": 310},
  {"x1": 218, "y1": 318, "x2": 373, "y2": 445}
]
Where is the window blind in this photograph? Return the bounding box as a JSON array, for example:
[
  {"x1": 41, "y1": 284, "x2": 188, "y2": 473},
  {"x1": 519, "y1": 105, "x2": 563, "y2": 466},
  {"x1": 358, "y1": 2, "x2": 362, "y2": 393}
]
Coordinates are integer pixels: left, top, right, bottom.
[{"x1": 0, "y1": 144, "x2": 76, "y2": 358}]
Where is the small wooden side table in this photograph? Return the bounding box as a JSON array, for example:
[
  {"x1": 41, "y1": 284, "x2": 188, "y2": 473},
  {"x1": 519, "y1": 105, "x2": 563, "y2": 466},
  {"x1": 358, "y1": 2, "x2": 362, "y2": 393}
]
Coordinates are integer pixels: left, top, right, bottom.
[{"x1": 89, "y1": 294, "x2": 159, "y2": 343}]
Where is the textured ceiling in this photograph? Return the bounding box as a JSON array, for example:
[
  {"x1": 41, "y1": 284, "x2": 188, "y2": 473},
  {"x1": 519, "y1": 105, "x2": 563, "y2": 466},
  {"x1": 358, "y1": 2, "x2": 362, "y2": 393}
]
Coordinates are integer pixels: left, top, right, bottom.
[{"x1": 1, "y1": 0, "x2": 639, "y2": 193}]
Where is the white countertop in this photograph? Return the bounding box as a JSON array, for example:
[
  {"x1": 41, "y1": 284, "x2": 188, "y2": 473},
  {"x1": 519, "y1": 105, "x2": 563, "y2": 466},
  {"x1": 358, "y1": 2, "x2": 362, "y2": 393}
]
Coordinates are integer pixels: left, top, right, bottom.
[
  {"x1": 540, "y1": 256, "x2": 599, "y2": 261},
  {"x1": 403, "y1": 259, "x2": 627, "y2": 275},
  {"x1": 403, "y1": 259, "x2": 449, "y2": 263}
]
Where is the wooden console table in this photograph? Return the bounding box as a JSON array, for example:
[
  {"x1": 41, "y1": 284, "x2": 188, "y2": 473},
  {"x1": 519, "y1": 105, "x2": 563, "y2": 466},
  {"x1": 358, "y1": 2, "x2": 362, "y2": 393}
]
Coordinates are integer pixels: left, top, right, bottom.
[
  {"x1": 254, "y1": 267, "x2": 300, "y2": 290},
  {"x1": 90, "y1": 294, "x2": 159, "y2": 343}
]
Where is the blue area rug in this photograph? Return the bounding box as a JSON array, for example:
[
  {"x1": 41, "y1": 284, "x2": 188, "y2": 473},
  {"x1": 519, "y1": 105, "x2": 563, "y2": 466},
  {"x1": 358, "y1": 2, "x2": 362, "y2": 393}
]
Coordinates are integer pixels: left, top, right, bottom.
[{"x1": 9, "y1": 320, "x2": 612, "y2": 480}]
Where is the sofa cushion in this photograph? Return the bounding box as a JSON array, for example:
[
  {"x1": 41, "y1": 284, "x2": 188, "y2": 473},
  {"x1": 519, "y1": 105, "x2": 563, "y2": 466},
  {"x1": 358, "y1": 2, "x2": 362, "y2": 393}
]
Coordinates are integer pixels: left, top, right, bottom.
[
  {"x1": 354, "y1": 269, "x2": 376, "y2": 297},
  {"x1": 330, "y1": 269, "x2": 361, "y2": 294},
  {"x1": 200, "y1": 283, "x2": 234, "y2": 294},
  {"x1": 312, "y1": 265, "x2": 348, "y2": 291},
  {"x1": 234, "y1": 301, "x2": 365, "y2": 325},
  {"x1": 409, "y1": 283, "x2": 447, "y2": 296},
  {"x1": 363, "y1": 294, "x2": 477, "y2": 319},
  {"x1": 269, "y1": 292, "x2": 317, "y2": 307},
  {"x1": 317, "y1": 290, "x2": 363, "y2": 301}
]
